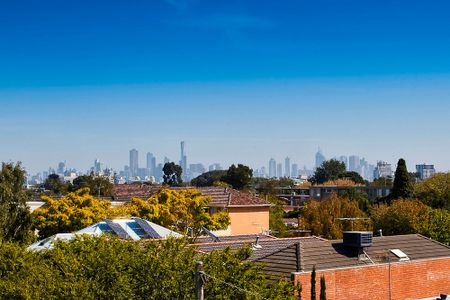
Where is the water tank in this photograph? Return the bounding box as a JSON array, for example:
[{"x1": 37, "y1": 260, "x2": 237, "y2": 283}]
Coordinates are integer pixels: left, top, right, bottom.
[{"x1": 343, "y1": 231, "x2": 373, "y2": 248}]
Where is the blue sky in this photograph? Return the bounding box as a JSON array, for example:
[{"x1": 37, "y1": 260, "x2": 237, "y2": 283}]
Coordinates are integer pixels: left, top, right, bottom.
[{"x1": 1, "y1": 0, "x2": 450, "y2": 173}]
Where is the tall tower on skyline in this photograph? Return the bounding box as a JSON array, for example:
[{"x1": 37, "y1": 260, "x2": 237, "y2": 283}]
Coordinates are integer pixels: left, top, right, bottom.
[
  {"x1": 315, "y1": 148, "x2": 326, "y2": 169},
  {"x1": 129, "y1": 149, "x2": 138, "y2": 178},
  {"x1": 146, "y1": 152, "x2": 155, "y2": 175},
  {"x1": 269, "y1": 158, "x2": 276, "y2": 178},
  {"x1": 284, "y1": 157, "x2": 291, "y2": 177},
  {"x1": 180, "y1": 141, "x2": 187, "y2": 174}
]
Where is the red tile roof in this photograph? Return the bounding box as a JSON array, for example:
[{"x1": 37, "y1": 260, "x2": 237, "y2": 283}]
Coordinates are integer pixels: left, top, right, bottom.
[{"x1": 112, "y1": 185, "x2": 271, "y2": 208}]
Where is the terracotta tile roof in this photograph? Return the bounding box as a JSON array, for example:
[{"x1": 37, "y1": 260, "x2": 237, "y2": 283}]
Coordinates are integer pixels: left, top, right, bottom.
[{"x1": 112, "y1": 185, "x2": 271, "y2": 208}]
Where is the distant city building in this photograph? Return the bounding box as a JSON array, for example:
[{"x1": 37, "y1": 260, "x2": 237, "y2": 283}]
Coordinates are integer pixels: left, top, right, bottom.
[
  {"x1": 180, "y1": 141, "x2": 187, "y2": 176},
  {"x1": 146, "y1": 152, "x2": 156, "y2": 176},
  {"x1": 291, "y1": 163, "x2": 299, "y2": 178},
  {"x1": 416, "y1": 164, "x2": 436, "y2": 181},
  {"x1": 57, "y1": 161, "x2": 66, "y2": 174},
  {"x1": 284, "y1": 157, "x2": 291, "y2": 177},
  {"x1": 373, "y1": 161, "x2": 393, "y2": 180},
  {"x1": 94, "y1": 159, "x2": 101, "y2": 174},
  {"x1": 348, "y1": 155, "x2": 360, "y2": 173},
  {"x1": 268, "y1": 158, "x2": 276, "y2": 178},
  {"x1": 276, "y1": 163, "x2": 283, "y2": 178},
  {"x1": 129, "y1": 149, "x2": 139, "y2": 178},
  {"x1": 315, "y1": 149, "x2": 325, "y2": 169},
  {"x1": 208, "y1": 163, "x2": 222, "y2": 171}
]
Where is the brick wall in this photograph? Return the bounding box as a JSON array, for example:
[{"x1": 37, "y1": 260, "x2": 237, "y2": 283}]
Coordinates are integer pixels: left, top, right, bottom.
[{"x1": 293, "y1": 257, "x2": 450, "y2": 300}]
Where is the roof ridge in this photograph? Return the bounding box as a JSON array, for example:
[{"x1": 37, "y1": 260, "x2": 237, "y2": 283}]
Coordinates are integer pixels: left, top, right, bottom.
[{"x1": 416, "y1": 233, "x2": 450, "y2": 250}]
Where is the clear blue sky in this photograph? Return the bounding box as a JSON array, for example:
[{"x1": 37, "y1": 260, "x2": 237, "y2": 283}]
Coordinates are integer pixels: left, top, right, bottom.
[{"x1": 1, "y1": 0, "x2": 450, "y2": 173}]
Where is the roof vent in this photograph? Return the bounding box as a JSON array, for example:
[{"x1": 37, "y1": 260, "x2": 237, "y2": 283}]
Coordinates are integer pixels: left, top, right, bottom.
[
  {"x1": 343, "y1": 231, "x2": 373, "y2": 248},
  {"x1": 252, "y1": 235, "x2": 262, "y2": 250},
  {"x1": 390, "y1": 249, "x2": 410, "y2": 262}
]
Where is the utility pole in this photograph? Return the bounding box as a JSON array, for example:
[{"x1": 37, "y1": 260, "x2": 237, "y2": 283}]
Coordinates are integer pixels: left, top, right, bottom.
[{"x1": 195, "y1": 261, "x2": 205, "y2": 300}]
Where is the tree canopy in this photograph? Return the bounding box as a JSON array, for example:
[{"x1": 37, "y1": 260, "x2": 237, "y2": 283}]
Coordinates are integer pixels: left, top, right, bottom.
[
  {"x1": 70, "y1": 175, "x2": 113, "y2": 196},
  {"x1": 190, "y1": 170, "x2": 227, "y2": 187},
  {"x1": 309, "y1": 159, "x2": 347, "y2": 185},
  {"x1": 300, "y1": 193, "x2": 369, "y2": 239},
  {"x1": 415, "y1": 172, "x2": 450, "y2": 210},
  {"x1": 223, "y1": 164, "x2": 253, "y2": 190},
  {"x1": 0, "y1": 237, "x2": 295, "y2": 299},
  {"x1": 370, "y1": 199, "x2": 450, "y2": 245},
  {"x1": 43, "y1": 174, "x2": 70, "y2": 195},
  {"x1": 32, "y1": 188, "x2": 111, "y2": 238},
  {"x1": 162, "y1": 162, "x2": 183, "y2": 186},
  {"x1": 390, "y1": 158, "x2": 414, "y2": 200},
  {"x1": 0, "y1": 162, "x2": 34, "y2": 243},
  {"x1": 110, "y1": 188, "x2": 230, "y2": 234}
]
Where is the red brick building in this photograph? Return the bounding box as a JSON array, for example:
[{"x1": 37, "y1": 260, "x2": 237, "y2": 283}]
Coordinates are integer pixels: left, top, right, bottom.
[{"x1": 196, "y1": 234, "x2": 450, "y2": 300}]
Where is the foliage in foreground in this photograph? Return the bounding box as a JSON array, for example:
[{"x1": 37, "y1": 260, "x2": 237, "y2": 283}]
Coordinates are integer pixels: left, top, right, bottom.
[
  {"x1": 0, "y1": 237, "x2": 295, "y2": 300},
  {"x1": 371, "y1": 199, "x2": 450, "y2": 245},
  {"x1": 0, "y1": 162, "x2": 34, "y2": 243}
]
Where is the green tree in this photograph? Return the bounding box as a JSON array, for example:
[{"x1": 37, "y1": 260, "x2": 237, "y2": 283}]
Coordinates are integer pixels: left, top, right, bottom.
[
  {"x1": 190, "y1": 170, "x2": 227, "y2": 187},
  {"x1": 309, "y1": 160, "x2": 346, "y2": 184},
  {"x1": 0, "y1": 237, "x2": 295, "y2": 299},
  {"x1": 338, "y1": 171, "x2": 365, "y2": 184},
  {"x1": 223, "y1": 164, "x2": 253, "y2": 190},
  {"x1": 415, "y1": 172, "x2": 450, "y2": 210},
  {"x1": 269, "y1": 196, "x2": 288, "y2": 237},
  {"x1": 0, "y1": 162, "x2": 34, "y2": 243},
  {"x1": 71, "y1": 175, "x2": 113, "y2": 197},
  {"x1": 320, "y1": 276, "x2": 326, "y2": 300},
  {"x1": 370, "y1": 199, "x2": 450, "y2": 244},
  {"x1": 390, "y1": 158, "x2": 414, "y2": 201},
  {"x1": 311, "y1": 265, "x2": 316, "y2": 300},
  {"x1": 162, "y1": 162, "x2": 183, "y2": 186},
  {"x1": 43, "y1": 173, "x2": 70, "y2": 195},
  {"x1": 32, "y1": 188, "x2": 111, "y2": 238}
]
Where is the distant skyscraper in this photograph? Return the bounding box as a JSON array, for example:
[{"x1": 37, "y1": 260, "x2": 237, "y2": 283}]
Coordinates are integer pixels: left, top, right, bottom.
[
  {"x1": 129, "y1": 149, "x2": 139, "y2": 178},
  {"x1": 315, "y1": 148, "x2": 326, "y2": 169},
  {"x1": 373, "y1": 161, "x2": 393, "y2": 180},
  {"x1": 180, "y1": 141, "x2": 187, "y2": 174},
  {"x1": 291, "y1": 163, "x2": 299, "y2": 178},
  {"x1": 94, "y1": 159, "x2": 101, "y2": 174},
  {"x1": 57, "y1": 161, "x2": 66, "y2": 174},
  {"x1": 284, "y1": 157, "x2": 291, "y2": 177},
  {"x1": 146, "y1": 152, "x2": 155, "y2": 175},
  {"x1": 277, "y1": 163, "x2": 282, "y2": 178},
  {"x1": 349, "y1": 155, "x2": 360, "y2": 173},
  {"x1": 416, "y1": 164, "x2": 436, "y2": 181},
  {"x1": 269, "y1": 158, "x2": 276, "y2": 178}
]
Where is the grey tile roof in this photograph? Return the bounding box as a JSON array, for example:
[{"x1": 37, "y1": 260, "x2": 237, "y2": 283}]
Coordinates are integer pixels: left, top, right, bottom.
[{"x1": 193, "y1": 234, "x2": 450, "y2": 278}]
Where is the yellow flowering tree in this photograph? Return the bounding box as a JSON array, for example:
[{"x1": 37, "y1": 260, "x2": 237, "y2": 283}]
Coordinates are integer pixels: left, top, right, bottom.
[
  {"x1": 110, "y1": 188, "x2": 230, "y2": 233},
  {"x1": 32, "y1": 188, "x2": 111, "y2": 238}
]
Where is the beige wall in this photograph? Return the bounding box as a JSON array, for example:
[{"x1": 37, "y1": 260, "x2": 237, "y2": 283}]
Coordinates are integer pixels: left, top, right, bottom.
[{"x1": 228, "y1": 206, "x2": 270, "y2": 235}]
